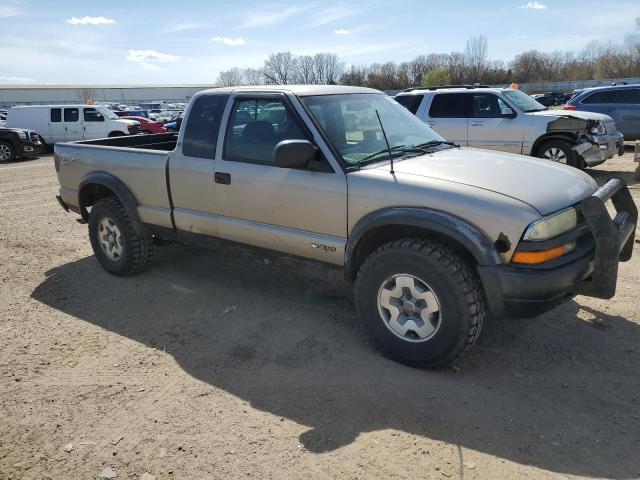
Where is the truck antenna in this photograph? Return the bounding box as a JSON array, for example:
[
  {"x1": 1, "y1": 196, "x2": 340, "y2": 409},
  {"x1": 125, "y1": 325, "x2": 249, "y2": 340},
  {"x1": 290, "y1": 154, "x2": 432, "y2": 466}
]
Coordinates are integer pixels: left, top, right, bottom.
[{"x1": 375, "y1": 109, "x2": 394, "y2": 175}]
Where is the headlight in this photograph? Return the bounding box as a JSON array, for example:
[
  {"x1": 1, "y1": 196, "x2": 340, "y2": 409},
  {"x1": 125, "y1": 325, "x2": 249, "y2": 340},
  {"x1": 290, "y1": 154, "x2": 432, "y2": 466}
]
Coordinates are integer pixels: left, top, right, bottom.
[
  {"x1": 17, "y1": 130, "x2": 28, "y2": 140},
  {"x1": 523, "y1": 208, "x2": 577, "y2": 241},
  {"x1": 590, "y1": 121, "x2": 606, "y2": 135}
]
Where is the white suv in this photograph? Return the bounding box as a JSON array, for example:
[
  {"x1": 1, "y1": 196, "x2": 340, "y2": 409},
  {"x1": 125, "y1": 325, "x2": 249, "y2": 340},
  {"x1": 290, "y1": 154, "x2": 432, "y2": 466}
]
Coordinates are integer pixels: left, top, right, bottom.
[{"x1": 394, "y1": 86, "x2": 624, "y2": 169}]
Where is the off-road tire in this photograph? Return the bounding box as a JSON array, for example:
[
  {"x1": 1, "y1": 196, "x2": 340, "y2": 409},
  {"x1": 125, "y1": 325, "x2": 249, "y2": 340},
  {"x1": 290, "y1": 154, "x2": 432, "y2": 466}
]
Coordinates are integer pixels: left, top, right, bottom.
[
  {"x1": 536, "y1": 139, "x2": 583, "y2": 169},
  {"x1": 88, "y1": 197, "x2": 153, "y2": 276},
  {"x1": 0, "y1": 141, "x2": 16, "y2": 163},
  {"x1": 354, "y1": 238, "x2": 485, "y2": 368}
]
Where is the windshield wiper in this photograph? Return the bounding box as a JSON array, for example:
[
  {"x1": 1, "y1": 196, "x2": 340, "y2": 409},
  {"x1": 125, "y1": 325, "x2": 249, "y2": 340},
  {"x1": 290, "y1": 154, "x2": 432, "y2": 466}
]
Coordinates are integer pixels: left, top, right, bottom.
[
  {"x1": 359, "y1": 144, "x2": 408, "y2": 163},
  {"x1": 413, "y1": 140, "x2": 459, "y2": 150}
]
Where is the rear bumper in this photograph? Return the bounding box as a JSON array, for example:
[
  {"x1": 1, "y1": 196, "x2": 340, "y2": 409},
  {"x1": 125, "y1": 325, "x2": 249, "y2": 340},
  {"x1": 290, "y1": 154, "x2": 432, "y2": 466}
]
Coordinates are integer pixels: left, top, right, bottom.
[{"x1": 479, "y1": 178, "x2": 636, "y2": 319}]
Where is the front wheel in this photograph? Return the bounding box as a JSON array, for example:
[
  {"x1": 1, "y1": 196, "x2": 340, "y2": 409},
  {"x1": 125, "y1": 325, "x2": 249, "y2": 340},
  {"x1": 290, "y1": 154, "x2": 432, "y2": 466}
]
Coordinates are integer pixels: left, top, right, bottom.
[
  {"x1": 108, "y1": 131, "x2": 125, "y2": 138},
  {"x1": 536, "y1": 139, "x2": 583, "y2": 169},
  {"x1": 88, "y1": 197, "x2": 153, "y2": 276},
  {"x1": 354, "y1": 239, "x2": 485, "y2": 367},
  {"x1": 0, "y1": 141, "x2": 15, "y2": 163}
]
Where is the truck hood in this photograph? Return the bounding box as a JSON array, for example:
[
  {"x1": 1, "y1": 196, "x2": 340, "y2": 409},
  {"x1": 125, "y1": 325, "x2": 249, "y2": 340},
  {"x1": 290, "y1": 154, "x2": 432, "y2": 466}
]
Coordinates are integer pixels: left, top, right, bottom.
[
  {"x1": 364, "y1": 147, "x2": 597, "y2": 215},
  {"x1": 529, "y1": 109, "x2": 613, "y2": 122}
]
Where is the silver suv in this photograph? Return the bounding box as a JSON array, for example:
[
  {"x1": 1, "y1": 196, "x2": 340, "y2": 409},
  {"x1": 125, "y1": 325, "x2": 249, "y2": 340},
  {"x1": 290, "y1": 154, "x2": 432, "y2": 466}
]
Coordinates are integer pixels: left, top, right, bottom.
[{"x1": 395, "y1": 86, "x2": 624, "y2": 169}]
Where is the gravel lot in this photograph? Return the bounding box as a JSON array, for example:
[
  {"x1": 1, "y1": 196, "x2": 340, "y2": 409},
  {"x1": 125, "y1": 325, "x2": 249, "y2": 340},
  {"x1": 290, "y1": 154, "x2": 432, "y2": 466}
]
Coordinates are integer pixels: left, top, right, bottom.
[{"x1": 1, "y1": 150, "x2": 639, "y2": 480}]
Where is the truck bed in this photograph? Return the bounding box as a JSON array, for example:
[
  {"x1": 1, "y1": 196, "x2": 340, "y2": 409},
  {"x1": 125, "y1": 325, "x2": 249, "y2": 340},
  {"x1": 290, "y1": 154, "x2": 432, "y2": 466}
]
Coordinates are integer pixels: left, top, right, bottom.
[
  {"x1": 55, "y1": 133, "x2": 177, "y2": 231},
  {"x1": 76, "y1": 132, "x2": 178, "y2": 151}
]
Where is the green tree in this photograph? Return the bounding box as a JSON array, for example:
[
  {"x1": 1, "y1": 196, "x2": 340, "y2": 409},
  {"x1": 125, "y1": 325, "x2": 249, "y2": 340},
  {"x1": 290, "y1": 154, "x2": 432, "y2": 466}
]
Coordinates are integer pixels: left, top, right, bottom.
[{"x1": 420, "y1": 68, "x2": 451, "y2": 87}]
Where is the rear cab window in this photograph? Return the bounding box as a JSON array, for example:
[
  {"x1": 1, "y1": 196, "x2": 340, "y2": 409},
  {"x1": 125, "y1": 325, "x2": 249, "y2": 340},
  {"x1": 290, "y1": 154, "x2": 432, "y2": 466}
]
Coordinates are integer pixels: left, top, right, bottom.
[
  {"x1": 428, "y1": 93, "x2": 467, "y2": 118},
  {"x1": 182, "y1": 94, "x2": 228, "y2": 159},
  {"x1": 395, "y1": 94, "x2": 424, "y2": 114}
]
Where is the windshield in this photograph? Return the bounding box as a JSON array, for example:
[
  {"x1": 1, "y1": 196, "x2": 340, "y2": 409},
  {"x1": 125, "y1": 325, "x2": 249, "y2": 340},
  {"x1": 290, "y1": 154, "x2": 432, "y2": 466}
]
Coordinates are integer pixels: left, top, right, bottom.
[
  {"x1": 97, "y1": 107, "x2": 119, "y2": 120},
  {"x1": 301, "y1": 93, "x2": 446, "y2": 165},
  {"x1": 502, "y1": 89, "x2": 546, "y2": 112}
]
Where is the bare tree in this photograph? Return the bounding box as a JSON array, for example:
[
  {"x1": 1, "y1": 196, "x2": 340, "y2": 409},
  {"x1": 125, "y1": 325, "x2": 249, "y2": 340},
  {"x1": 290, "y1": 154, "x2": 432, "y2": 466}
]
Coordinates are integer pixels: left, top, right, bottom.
[
  {"x1": 465, "y1": 35, "x2": 489, "y2": 82},
  {"x1": 340, "y1": 65, "x2": 368, "y2": 86},
  {"x1": 216, "y1": 67, "x2": 243, "y2": 86},
  {"x1": 263, "y1": 52, "x2": 297, "y2": 84},
  {"x1": 76, "y1": 87, "x2": 96, "y2": 103},
  {"x1": 242, "y1": 68, "x2": 264, "y2": 85},
  {"x1": 312, "y1": 53, "x2": 345, "y2": 84},
  {"x1": 297, "y1": 55, "x2": 316, "y2": 84}
]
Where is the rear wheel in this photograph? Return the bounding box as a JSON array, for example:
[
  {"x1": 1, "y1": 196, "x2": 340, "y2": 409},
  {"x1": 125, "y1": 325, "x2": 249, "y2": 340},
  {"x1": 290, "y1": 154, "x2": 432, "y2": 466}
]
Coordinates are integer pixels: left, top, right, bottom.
[
  {"x1": 537, "y1": 139, "x2": 583, "y2": 169},
  {"x1": 88, "y1": 197, "x2": 153, "y2": 276},
  {"x1": 354, "y1": 238, "x2": 485, "y2": 367},
  {"x1": 0, "y1": 141, "x2": 15, "y2": 163}
]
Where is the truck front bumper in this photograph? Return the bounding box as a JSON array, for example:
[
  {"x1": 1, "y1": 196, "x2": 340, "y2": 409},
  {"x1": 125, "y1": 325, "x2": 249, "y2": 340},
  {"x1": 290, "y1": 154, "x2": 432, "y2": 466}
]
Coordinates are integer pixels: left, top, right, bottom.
[{"x1": 479, "y1": 178, "x2": 637, "y2": 319}]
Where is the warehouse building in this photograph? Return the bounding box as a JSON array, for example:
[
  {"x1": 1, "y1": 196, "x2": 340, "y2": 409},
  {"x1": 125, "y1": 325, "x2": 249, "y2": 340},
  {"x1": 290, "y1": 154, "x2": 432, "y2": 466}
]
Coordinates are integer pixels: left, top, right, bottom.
[{"x1": 0, "y1": 84, "x2": 215, "y2": 108}]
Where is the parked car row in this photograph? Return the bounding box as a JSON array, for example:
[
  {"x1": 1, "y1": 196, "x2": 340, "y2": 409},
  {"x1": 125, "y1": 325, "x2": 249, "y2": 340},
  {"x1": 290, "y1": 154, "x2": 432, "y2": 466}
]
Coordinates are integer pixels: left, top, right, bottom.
[
  {"x1": 530, "y1": 91, "x2": 572, "y2": 106},
  {"x1": 5, "y1": 105, "x2": 142, "y2": 148}
]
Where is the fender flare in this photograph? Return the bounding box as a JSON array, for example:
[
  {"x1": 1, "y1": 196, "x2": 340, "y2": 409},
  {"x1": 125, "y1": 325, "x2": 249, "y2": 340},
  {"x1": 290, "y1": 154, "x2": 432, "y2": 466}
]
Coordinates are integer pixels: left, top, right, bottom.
[
  {"x1": 344, "y1": 207, "x2": 502, "y2": 282},
  {"x1": 78, "y1": 171, "x2": 144, "y2": 235}
]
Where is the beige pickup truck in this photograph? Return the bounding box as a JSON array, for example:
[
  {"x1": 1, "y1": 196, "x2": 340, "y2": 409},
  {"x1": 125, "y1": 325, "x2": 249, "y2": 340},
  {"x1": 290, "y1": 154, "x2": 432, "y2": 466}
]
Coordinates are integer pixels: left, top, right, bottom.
[{"x1": 54, "y1": 85, "x2": 637, "y2": 367}]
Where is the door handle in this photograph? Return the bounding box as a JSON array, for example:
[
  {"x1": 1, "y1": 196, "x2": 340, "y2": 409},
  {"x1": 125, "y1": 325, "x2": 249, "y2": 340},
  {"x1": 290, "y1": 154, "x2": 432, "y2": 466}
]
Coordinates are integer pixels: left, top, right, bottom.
[
  {"x1": 214, "y1": 172, "x2": 231, "y2": 185},
  {"x1": 470, "y1": 122, "x2": 485, "y2": 126}
]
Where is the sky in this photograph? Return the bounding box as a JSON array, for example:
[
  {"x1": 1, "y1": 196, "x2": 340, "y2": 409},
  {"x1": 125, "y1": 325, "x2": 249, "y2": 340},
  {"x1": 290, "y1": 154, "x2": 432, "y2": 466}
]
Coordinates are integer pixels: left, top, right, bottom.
[{"x1": 0, "y1": 0, "x2": 638, "y2": 85}]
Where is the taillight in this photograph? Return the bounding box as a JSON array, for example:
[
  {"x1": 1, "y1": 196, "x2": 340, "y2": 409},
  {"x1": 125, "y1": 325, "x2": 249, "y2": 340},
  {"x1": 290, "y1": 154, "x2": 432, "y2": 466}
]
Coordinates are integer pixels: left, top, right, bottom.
[
  {"x1": 564, "y1": 105, "x2": 577, "y2": 110},
  {"x1": 54, "y1": 152, "x2": 60, "y2": 172}
]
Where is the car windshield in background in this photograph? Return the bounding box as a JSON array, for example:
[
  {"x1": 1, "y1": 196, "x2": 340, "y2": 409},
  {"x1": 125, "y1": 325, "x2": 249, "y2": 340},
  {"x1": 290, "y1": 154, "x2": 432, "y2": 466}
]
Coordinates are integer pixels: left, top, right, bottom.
[
  {"x1": 503, "y1": 89, "x2": 546, "y2": 112},
  {"x1": 100, "y1": 108, "x2": 119, "y2": 120},
  {"x1": 301, "y1": 93, "x2": 446, "y2": 165}
]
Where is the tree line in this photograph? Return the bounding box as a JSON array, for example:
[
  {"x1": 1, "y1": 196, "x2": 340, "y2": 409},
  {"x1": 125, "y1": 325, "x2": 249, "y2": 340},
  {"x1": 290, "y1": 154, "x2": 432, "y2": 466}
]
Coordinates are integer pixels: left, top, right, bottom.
[{"x1": 216, "y1": 19, "x2": 640, "y2": 90}]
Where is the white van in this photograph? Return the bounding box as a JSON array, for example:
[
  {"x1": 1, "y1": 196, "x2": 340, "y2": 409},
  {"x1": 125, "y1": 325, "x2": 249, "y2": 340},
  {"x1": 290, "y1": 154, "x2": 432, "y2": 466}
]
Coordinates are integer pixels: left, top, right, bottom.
[{"x1": 6, "y1": 105, "x2": 139, "y2": 145}]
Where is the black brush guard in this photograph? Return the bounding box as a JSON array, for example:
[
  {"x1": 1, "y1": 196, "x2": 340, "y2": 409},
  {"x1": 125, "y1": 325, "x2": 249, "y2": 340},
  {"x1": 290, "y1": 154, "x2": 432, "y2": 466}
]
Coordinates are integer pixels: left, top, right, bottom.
[{"x1": 575, "y1": 177, "x2": 637, "y2": 299}]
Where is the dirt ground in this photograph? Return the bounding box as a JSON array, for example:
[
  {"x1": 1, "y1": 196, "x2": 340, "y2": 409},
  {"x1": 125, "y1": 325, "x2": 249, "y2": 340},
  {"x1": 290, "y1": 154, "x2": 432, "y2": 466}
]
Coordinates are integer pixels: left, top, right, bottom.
[{"x1": 1, "y1": 149, "x2": 639, "y2": 480}]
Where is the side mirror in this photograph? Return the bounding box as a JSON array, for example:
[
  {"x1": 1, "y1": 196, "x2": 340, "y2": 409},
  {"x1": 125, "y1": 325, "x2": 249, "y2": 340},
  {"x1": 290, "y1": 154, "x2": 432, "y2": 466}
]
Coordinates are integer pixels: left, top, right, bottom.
[
  {"x1": 501, "y1": 107, "x2": 516, "y2": 118},
  {"x1": 273, "y1": 140, "x2": 318, "y2": 169}
]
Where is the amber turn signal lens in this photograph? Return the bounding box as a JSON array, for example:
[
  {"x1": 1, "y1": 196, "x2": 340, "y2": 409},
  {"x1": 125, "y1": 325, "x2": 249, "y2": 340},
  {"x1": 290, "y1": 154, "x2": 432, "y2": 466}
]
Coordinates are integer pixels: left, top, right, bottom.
[{"x1": 512, "y1": 242, "x2": 576, "y2": 265}]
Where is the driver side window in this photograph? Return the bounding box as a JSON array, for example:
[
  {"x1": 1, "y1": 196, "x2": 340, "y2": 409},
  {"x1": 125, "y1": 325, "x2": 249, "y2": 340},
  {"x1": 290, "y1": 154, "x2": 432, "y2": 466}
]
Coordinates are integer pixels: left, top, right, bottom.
[
  {"x1": 223, "y1": 98, "x2": 307, "y2": 165},
  {"x1": 83, "y1": 108, "x2": 105, "y2": 122},
  {"x1": 470, "y1": 93, "x2": 504, "y2": 118}
]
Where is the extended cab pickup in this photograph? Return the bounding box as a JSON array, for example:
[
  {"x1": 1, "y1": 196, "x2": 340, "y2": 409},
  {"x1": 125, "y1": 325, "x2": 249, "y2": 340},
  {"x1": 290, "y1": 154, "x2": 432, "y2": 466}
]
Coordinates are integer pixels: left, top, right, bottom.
[{"x1": 54, "y1": 85, "x2": 637, "y2": 367}]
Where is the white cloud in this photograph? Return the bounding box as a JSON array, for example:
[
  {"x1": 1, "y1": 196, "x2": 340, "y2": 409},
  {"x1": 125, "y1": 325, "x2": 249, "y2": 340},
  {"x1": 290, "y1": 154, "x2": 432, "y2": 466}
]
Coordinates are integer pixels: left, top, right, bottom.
[
  {"x1": 0, "y1": 5, "x2": 21, "y2": 18},
  {"x1": 520, "y1": 1, "x2": 546, "y2": 10},
  {"x1": 66, "y1": 16, "x2": 116, "y2": 25},
  {"x1": 334, "y1": 29, "x2": 351, "y2": 35},
  {"x1": 241, "y1": 5, "x2": 311, "y2": 28},
  {"x1": 212, "y1": 36, "x2": 245, "y2": 46},
  {"x1": 0, "y1": 76, "x2": 36, "y2": 83},
  {"x1": 126, "y1": 49, "x2": 180, "y2": 63}
]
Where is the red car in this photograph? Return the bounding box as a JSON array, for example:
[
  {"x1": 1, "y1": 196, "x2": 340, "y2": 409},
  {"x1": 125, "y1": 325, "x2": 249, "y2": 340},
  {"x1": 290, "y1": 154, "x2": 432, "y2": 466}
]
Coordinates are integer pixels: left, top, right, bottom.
[{"x1": 119, "y1": 116, "x2": 166, "y2": 134}]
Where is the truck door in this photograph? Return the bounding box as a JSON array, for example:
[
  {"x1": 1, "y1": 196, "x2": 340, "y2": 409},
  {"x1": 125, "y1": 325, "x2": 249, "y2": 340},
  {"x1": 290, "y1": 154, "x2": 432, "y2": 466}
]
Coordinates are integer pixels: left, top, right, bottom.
[
  {"x1": 62, "y1": 108, "x2": 83, "y2": 141},
  {"x1": 467, "y1": 93, "x2": 523, "y2": 153},
  {"x1": 82, "y1": 107, "x2": 106, "y2": 140},
  {"x1": 209, "y1": 93, "x2": 347, "y2": 263},
  {"x1": 424, "y1": 93, "x2": 468, "y2": 145},
  {"x1": 48, "y1": 108, "x2": 65, "y2": 143}
]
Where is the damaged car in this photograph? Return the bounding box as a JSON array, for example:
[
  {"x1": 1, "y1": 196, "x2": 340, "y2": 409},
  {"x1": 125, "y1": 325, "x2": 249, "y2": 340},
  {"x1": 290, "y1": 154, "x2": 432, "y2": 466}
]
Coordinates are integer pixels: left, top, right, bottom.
[{"x1": 395, "y1": 86, "x2": 624, "y2": 169}]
